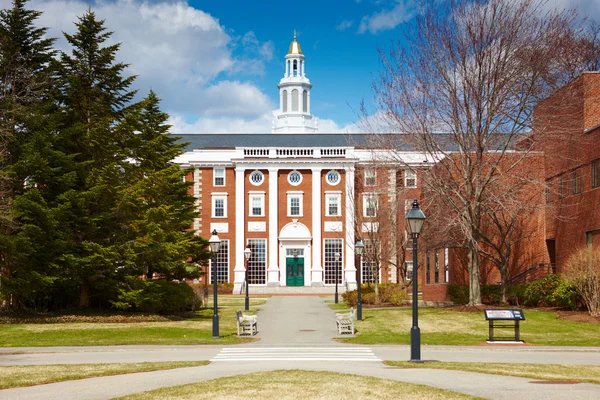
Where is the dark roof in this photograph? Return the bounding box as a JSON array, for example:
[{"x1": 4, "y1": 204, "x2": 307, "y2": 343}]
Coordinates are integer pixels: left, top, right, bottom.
[
  {"x1": 172, "y1": 133, "x2": 374, "y2": 152},
  {"x1": 171, "y1": 133, "x2": 521, "y2": 153}
]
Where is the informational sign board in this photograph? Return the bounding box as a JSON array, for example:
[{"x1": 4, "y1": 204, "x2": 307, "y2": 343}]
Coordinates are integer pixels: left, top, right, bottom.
[{"x1": 484, "y1": 309, "x2": 525, "y2": 321}]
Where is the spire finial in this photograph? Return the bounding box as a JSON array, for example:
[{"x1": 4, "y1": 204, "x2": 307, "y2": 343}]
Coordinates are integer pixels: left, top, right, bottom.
[{"x1": 293, "y1": 29, "x2": 296, "y2": 41}]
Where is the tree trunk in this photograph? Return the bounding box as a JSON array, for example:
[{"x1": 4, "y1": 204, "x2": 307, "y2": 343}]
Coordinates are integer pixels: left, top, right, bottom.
[
  {"x1": 500, "y1": 267, "x2": 508, "y2": 304},
  {"x1": 467, "y1": 242, "x2": 482, "y2": 306},
  {"x1": 79, "y1": 286, "x2": 90, "y2": 307}
]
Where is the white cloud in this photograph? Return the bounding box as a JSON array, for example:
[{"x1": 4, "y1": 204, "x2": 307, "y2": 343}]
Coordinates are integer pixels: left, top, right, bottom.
[
  {"x1": 545, "y1": 0, "x2": 600, "y2": 21},
  {"x1": 358, "y1": 0, "x2": 416, "y2": 34},
  {"x1": 336, "y1": 20, "x2": 354, "y2": 31},
  {"x1": 0, "y1": 0, "x2": 280, "y2": 129}
]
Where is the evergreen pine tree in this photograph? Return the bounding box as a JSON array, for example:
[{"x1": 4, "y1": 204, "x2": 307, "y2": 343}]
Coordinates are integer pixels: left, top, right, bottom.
[
  {"x1": 112, "y1": 91, "x2": 208, "y2": 309},
  {"x1": 0, "y1": 0, "x2": 59, "y2": 308},
  {"x1": 54, "y1": 9, "x2": 138, "y2": 307}
]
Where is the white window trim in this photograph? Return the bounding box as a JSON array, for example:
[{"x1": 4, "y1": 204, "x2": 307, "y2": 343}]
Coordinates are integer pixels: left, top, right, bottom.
[
  {"x1": 363, "y1": 193, "x2": 378, "y2": 218},
  {"x1": 364, "y1": 169, "x2": 376, "y2": 187},
  {"x1": 405, "y1": 169, "x2": 417, "y2": 188},
  {"x1": 248, "y1": 191, "x2": 265, "y2": 217},
  {"x1": 287, "y1": 191, "x2": 304, "y2": 217},
  {"x1": 288, "y1": 170, "x2": 303, "y2": 186},
  {"x1": 213, "y1": 167, "x2": 225, "y2": 187},
  {"x1": 326, "y1": 170, "x2": 341, "y2": 186},
  {"x1": 211, "y1": 192, "x2": 228, "y2": 218},
  {"x1": 325, "y1": 191, "x2": 342, "y2": 217},
  {"x1": 249, "y1": 170, "x2": 264, "y2": 186}
]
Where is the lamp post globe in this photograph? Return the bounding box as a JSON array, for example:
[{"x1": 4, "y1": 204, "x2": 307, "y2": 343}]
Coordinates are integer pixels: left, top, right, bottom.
[
  {"x1": 208, "y1": 229, "x2": 221, "y2": 339},
  {"x1": 244, "y1": 246, "x2": 252, "y2": 312},
  {"x1": 334, "y1": 252, "x2": 341, "y2": 304},
  {"x1": 355, "y1": 240, "x2": 364, "y2": 321},
  {"x1": 406, "y1": 200, "x2": 426, "y2": 362}
]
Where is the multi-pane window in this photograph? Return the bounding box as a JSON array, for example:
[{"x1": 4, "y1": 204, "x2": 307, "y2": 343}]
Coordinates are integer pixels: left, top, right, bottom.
[
  {"x1": 426, "y1": 252, "x2": 431, "y2": 284},
  {"x1": 324, "y1": 239, "x2": 343, "y2": 284},
  {"x1": 558, "y1": 175, "x2": 565, "y2": 198},
  {"x1": 444, "y1": 248, "x2": 449, "y2": 283},
  {"x1": 247, "y1": 239, "x2": 267, "y2": 284},
  {"x1": 212, "y1": 239, "x2": 229, "y2": 283},
  {"x1": 363, "y1": 194, "x2": 377, "y2": 217},
  {"x1": 326, "y1": 192, "x2": 341, "y2": 216},
  {"x1": 406, "y1": 261, "x2": 413, "y2": 280},
  {"x1": 249, "y1": 193, "x2": 264, "y2": 216},
  {"x1": 593, "y1": 159, "x2": 600, "y2": 189},
  {"x1": 288, "y1": 171, "x2": 302, "y2": 186},
  {"x1": 287, "y1": 192, "x2": 303, "y2": 216},
  {"x1": 213, "y1": 168, "x2": 225, "y2": 186},
  {"x1": 326, "y1": 170, "x2": 340, "y2": 185},
  {"x1": 249, "y1": 170, "x2": 264, "y2": 186},
  {"x1": 405, "y1": 170, "x2": 417, "y2": 188},
  {"x1": 572, "y1": 169, "x2": 581, "y2": 195},
  {"x1": 361, "y1": 240, "x2": 378, "y2": 283},
  {"x1": 212, "y1": 194, "x2": 227, "y2": 218},
  {"x1": 364, "y1": 169, "x2": 376, "y2": 186},
  {"x1": 289, "y1": 195, "x2": 301, "y2": 216},
  {"x1": 434, "y1": 251, "x2": 440, "y2": 283}
]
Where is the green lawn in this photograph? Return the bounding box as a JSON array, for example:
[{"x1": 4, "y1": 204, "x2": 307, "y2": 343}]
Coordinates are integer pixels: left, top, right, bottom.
[
  {"x1": 387, "y1": 361, "x2": 600, "y2": 384},
  {"x1": 0, "y1": 308, "x2": 256, "y2": 347},
  {"x1": 0, "y1": 361, "x2": 209, "y2": 389},
  {"x1": 336, "y1": 307, "x2": 600, "y2": 346},
  {"x1": 116, "y1": 370, "x2": 482, "y2": 400}
]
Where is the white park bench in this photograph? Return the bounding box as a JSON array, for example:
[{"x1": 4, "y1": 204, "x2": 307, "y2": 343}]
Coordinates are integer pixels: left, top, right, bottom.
[
  {"x1": 236, "y1": 310, "x2": 258, "y2": 336},
  {"x1": 335, "y1": 307, "x2": 355, "y2": 335}
]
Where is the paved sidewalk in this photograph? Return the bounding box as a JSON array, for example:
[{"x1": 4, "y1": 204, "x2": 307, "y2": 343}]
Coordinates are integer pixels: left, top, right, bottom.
[{"x1": 1, "y1": 296, "x2": 599, "y2": 400}]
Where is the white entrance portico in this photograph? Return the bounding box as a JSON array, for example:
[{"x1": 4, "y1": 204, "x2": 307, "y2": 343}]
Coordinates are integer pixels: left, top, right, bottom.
[{"x1": 278, "y1": 220, "x2": 313, "y2": 286}]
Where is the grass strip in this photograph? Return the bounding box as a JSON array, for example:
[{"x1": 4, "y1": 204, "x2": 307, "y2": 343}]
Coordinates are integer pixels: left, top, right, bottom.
[
  {"x1": 0, "y1": 309, "x2": 255, "y2": 347},
  {"x1": 0, "y1": 361, "x2": 208, "y2": 389},
  {"x1": 336, "y1": 308, "x2": 600, "y2": 346},
  {"x1": 116, "y1": 370, "x2": 483, "y2": 399},
  {"x1": 386, "y1": 361, "x2": 600, "y2": 384}
]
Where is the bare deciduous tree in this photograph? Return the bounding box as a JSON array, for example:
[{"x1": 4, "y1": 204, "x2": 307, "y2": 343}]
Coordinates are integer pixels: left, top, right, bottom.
[{"x1": 364, "y1": 0, "x2": 596, "y2": 305}]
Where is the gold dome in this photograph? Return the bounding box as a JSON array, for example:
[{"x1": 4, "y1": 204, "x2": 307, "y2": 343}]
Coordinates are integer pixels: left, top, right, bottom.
[{"x1": 287, "y1": 31, "x2": 302, "y2": 55}]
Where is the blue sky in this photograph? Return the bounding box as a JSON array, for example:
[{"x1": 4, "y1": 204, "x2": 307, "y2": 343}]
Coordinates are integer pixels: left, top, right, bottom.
[{"x1": 2, "y1": 0, "x2": 599, "y2": 133}]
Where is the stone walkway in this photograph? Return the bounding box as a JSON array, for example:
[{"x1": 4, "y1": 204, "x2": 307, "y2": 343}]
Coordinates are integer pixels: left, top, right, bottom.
[{"x1": 1, "y1": 296, "x2": 599, "y2": 400}]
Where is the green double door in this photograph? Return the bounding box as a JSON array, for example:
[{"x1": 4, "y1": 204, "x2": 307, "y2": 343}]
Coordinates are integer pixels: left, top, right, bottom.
[{"x1": 286, "y1": 257, "x2": 304, "y2": 286}]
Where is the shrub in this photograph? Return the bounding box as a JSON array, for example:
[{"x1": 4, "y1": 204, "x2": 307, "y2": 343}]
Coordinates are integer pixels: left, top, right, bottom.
[
  {"x1": 524, "y1": 274, "x2": 580, "y2": 310},
  {"x1": 481, "y1": 285, "x2": 502, "y2": 305},
  {"x1": 341, "y1": 284, "x2": 406, "y2": 306},
  {"x1": 447, "y1": 284, "x2": 469, "y2": 304},
  {"x1": 563, "y1": 247, "x2": 600, "y2": 316},
  {"x1": 506, "y1": 285, "x2": 527, "y2": 306},
  {"x1": 111, "y1": 280, "x2": 193, "y2": 314}
]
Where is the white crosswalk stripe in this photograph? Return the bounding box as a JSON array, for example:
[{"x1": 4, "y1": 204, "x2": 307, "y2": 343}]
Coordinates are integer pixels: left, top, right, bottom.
[{"x1": 211, "y1": 347, "x2": 381, "y2": 362}]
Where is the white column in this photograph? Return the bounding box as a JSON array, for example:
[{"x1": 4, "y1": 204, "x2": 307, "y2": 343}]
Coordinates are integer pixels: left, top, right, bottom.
[
  {"x1": 302, "y1": 60, "x2": 305, "y2": 76},
  {"x1": 279, "y1": 90, "x2": 283, "y2": 112},
  {"x1": 268, "y1": 168, "x2": 280, "y2": 286},
  {"x1": 287, "y1": 90, "x2": 292, "y2": 116},
  {"x1": 307, "y1": 91, "x2": 311, "y2": 115},
  {"x1": 233, "y1": 166, "x2": 246, "y2": 294},
  {"x1": 311, "y1": 168, "x2": 324, "y2": 286},
  {"x1": 345, "y1": 166, "x2": 357, "y2": 290},
  {"x1": 299, "y1": 89, "x2": 304, "y2": 116},
  {"x1": 285, "y1": 59, "x2": 289, "y2": 77}
]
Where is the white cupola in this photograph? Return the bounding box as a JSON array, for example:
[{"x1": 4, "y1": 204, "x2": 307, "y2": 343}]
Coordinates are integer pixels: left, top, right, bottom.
[{"x1": 272, "y1": 32, "x2": 318, "y2": 133}]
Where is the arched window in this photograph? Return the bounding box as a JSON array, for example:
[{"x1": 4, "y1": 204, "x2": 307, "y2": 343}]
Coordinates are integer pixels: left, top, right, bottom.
[
  {"x1": 282, "y1": 90, "x2": 288, "y2": 112},
  {"x1": 291, "y1": 89, "x2": 299, "y2": 112},
  {"x1": 293, "y1": 60, "x2": 298, "y2": 77},
  {"x1": 303, "y1": 90, "x2": 308, "y2": 113}
]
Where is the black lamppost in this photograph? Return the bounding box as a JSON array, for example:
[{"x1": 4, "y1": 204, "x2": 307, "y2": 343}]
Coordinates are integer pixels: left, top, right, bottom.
[
  {"x1": 355, "y1": 240, "x2": 364, "y2": 321},
  {"x1": 406, "y1": 200, "x2": 426, "y2": 362},
  {"x1": 209, "y1": 229, "x2": 221, "y2": 339},
  {"x1": 334, "y1": 252, "x2": 341, "y2": 304},
  {"x1": 244, "y1": 245, "x2": 252, "y2": 312}
]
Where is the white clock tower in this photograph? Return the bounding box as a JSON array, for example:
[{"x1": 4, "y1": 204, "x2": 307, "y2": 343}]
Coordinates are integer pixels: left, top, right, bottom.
[{"x1": 272, "y1": 32, "x2": 318, "y2": 133}]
